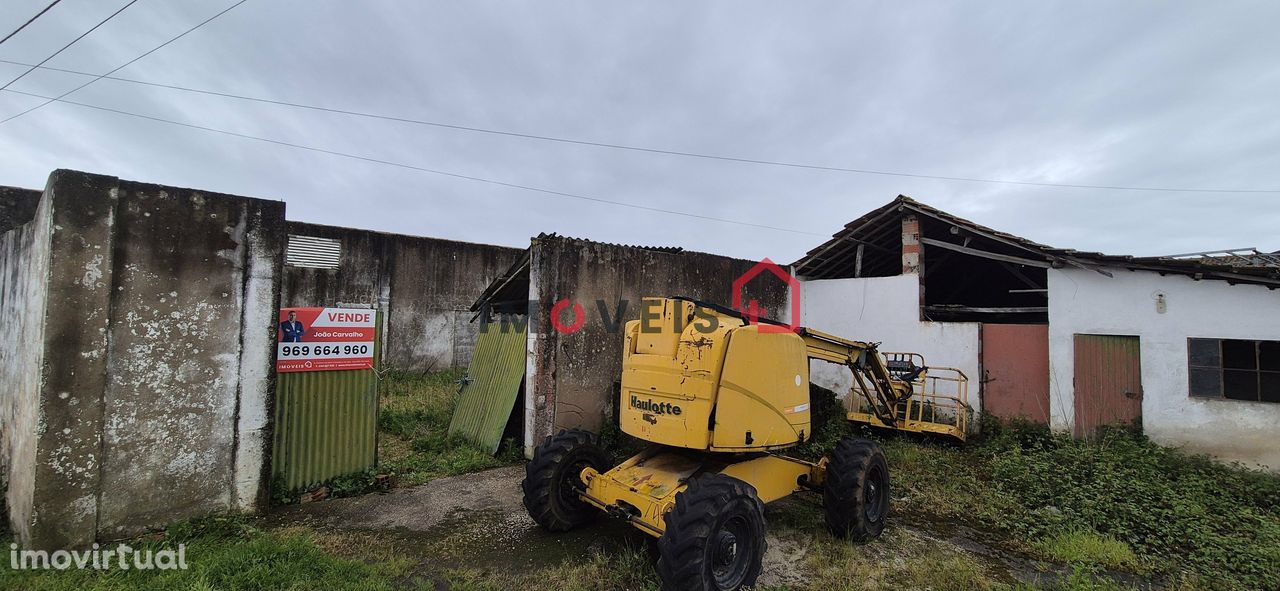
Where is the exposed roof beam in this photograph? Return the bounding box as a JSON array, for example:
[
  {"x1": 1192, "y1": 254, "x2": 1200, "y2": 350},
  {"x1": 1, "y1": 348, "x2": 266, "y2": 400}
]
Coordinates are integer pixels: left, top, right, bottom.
[
  {"x1": 920, "y1": 237, "x2": 1051, "y2": 268},
  {"x1": 926, "y1": 305, "x2": 1049, "y2": 314},
  {"x1": 794, "y1": 205, "x2": 901, "y2": 273},
  {"x1": 905, "y1": 203, "x2": 1113, "y2": 276}
]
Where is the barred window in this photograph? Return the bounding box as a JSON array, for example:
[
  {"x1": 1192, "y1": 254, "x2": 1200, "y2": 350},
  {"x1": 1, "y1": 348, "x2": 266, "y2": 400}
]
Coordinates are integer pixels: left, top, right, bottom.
[{"x1": 1188, "y1": 338, "x2": 1280, "y2": 403}]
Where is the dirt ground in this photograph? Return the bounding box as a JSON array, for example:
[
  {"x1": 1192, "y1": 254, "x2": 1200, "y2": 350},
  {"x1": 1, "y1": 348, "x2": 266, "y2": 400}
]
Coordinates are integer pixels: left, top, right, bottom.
[{"x1": 265, "y1": 465, "x2": 1089, "y2": 589}]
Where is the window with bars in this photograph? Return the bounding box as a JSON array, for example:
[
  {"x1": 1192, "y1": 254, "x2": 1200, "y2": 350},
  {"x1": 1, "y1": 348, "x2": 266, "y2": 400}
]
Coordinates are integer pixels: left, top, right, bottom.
[{"x1": 1188, "y1": 338, "x2": 1280, "y2": 403}]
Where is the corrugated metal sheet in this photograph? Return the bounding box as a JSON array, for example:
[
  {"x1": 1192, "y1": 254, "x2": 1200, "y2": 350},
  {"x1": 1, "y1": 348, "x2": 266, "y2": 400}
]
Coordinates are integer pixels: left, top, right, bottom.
[
  {"x1": 272, "y1": 318, "x2": 380, "y2": 491},
  {"x1": 1073, "y1": 334, "x2": 1143, "y2": 439},
  {"x1": 285, "y1": 234, "x2": 342, "y2": 269},
  {"x1": 448, "y1": 325, "x2": 527, "y2": 453},
  {"x1": 982, "y1": 324, "x2": 1050, "y2": 424}
]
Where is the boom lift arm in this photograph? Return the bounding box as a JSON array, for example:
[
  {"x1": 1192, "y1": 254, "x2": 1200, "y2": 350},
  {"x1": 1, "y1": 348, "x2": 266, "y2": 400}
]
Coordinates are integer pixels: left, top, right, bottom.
[{"x1": 798, "y1": 328, "x2": 915, "y2": 427}]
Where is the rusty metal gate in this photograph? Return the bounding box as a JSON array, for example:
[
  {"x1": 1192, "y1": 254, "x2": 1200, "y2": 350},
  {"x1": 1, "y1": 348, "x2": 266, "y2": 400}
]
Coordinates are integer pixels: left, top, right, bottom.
[
  {"x1": 981, "y1": 324, "x2": 1050, "y2": 424},
  {"x1": 272, "y1": 316, "x2": 381, "y2": 492},
  {"x1": 1072, "y1": 334, "x2": 1142, "y2": 438}
]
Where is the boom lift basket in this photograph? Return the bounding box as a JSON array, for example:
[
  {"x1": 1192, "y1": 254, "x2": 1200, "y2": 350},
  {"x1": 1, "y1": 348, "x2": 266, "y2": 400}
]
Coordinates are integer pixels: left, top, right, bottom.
[{"x1": 846, "y1": 352, "x2": 971, "y2": 441}]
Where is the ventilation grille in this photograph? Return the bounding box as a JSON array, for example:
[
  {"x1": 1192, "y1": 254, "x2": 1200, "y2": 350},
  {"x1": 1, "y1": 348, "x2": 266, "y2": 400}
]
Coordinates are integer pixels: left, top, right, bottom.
[{"x1": 286, "y1": 235, "x2": 341, "y2": 269}]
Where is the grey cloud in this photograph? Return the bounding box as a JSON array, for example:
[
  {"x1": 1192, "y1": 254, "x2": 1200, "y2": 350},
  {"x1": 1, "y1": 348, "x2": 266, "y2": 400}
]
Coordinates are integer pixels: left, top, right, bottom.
[{"x1": 1, "y1": 0, "x2": 1277, "y2": 261}]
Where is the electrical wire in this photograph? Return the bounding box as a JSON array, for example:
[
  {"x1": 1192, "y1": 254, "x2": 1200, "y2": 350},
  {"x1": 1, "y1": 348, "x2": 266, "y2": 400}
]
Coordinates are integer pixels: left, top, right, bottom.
[
  {"x1": 0, "y1": 0, "x2": 249, "y2": 126},
  {"x1": 1, "y1": 59, "x2": 1275, "y2": 194},
  {"x1": 0, "y1": 0, "x2": 137, "y2": 92},
  {"x1": 1, "y1": 87, "x2": 824, "y2": 236},
  {"x1": 0, "y1": 0, "x2": 65, "y2": 46}
]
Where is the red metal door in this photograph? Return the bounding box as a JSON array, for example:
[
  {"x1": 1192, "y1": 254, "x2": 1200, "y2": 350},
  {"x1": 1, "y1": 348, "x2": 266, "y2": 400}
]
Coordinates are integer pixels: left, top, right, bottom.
[
  {"x1": 1072, "y1": 334, "x2": 1142, "y2": 438},
  {"x1": 981, "y1": 324, "x2": 1050, "y2": 424}
]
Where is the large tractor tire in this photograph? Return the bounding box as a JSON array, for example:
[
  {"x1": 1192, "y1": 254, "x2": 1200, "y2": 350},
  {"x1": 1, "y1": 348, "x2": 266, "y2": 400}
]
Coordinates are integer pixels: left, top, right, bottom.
[
  {"x1": 656, "y1": 474, "x2": 767, "y2": 591},
  {"x1": 823, "y1": 437, "x2": 890, "y2": 541},
  {"x1": 522, "y1": 429, "x2": 611, "y2": 532}
]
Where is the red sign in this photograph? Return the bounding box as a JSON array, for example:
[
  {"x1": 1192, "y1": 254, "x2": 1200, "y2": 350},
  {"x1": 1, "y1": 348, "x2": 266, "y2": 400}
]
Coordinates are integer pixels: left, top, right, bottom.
[{"x1": 277, "y1": 307, "x2": 376, "y2": 372}]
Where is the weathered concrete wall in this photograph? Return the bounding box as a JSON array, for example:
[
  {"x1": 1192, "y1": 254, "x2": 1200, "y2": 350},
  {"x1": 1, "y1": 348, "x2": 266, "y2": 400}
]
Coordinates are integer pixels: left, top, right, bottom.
[
  {"x1": 0, "y1": 185, "x2": 41, "y2": 233},
  {"x1": 797, "y1": 275, "x2": 982, "y2": 414},
  {"x1": 0, "y1": 181, "x2": 54, "y2": 543},
  {"x1": 281, "y1": 222, "x2": 522, "y2": 371},
  {"x1": 1048, "y1": 268, "x2": 1280, "y2": 472},
  {"x1": 1, "y1": 170, "x2": 285, "y2": 548},
  {"x1": 523, "y1": 236, "x2": 790, "y2": 455},
  {"x1": 96, "y1": 179, "x2": 285, "y2": 539}
]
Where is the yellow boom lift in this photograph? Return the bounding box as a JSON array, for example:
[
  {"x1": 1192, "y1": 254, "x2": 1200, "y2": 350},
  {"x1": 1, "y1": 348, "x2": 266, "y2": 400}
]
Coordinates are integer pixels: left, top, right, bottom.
[{"x1": 522, "y1": 297, "x2": 970, "y2": 591}]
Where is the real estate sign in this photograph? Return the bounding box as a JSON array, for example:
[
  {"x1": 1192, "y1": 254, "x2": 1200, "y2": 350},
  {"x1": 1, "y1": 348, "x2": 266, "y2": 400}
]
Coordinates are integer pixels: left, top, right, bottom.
[{"x1": 277, "y1": 307, "x2": 376, "y2": 372}]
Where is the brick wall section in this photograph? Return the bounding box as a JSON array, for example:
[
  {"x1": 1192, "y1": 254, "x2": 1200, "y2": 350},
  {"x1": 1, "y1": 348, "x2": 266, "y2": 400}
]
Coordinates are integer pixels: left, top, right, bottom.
[
  {"x1": 901, "y1": 214, "x2": 925, "y2": 319},
  {"x1": 901, "y1": 215, "x2": 922, "y2": 274}
]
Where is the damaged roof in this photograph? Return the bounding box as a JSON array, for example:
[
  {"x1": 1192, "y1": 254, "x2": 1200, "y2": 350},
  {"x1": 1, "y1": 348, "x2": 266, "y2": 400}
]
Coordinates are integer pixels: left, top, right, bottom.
[{"x1": 793, "y1": 196, "x2": 1280, "y2": 288}]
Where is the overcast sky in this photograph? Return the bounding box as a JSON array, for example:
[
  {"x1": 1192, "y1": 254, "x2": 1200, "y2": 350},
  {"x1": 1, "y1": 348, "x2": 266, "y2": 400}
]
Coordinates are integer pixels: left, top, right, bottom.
[{"x1": 1, "y1": 1, "x2": 1277, "y2": 262}]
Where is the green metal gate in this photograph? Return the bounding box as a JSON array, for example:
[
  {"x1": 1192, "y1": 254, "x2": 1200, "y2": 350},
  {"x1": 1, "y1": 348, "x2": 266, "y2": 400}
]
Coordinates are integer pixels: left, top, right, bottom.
[
  {"x1": 449, "y1": 325, "x2": 527, "y2": 453},
  {"x1": 271, "y1": 316, "x2": 381, "y2": 492}
]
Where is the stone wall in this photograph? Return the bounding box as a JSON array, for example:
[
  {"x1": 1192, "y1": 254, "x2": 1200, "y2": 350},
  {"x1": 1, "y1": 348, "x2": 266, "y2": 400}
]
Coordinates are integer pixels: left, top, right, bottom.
[
  {"x1": 281, "y1": 222, "x2": 522, "y2": 371},
  {"x1": 0, "y1": 170, "x2": 284, "y2": 548}
]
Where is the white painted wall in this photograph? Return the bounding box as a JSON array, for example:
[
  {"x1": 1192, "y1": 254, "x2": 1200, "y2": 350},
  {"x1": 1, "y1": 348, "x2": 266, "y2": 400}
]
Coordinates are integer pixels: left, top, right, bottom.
[
  {"x1": 1047, "y1": 268, "x2": 1280, "y2": 471},
  {"x1": 795, "y1": 275, "x2": 982, "y2": 413}
]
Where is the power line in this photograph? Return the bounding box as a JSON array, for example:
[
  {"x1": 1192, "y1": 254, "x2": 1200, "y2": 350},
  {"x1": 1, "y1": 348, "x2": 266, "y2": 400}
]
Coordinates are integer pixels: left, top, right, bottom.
[
  {"x1": 0, "y1": 0, "x2": 65, "y2": 46},
  {"x1": 0, "y1": 0, "x2": 137, "y2": 92},
  {"x1": 1, "y1": 88, "x2": 823, "y2": 236},
  {"x1": 2, "y1": 59, "x2": 1276, "y2": 194},
  {"x1": 0, "y1": 0, "x2": 249, "y2": 126}
]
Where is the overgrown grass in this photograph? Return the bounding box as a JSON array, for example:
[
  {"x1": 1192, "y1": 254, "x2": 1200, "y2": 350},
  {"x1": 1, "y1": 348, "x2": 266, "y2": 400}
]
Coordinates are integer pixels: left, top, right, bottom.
[
  {"x1": 0, "y1": 516, "x2": 409, "y2": 591},
  {"x1": 377, "y1": 369, "x2": 522, "y2": 487},
  {"x1": 1033, "y1": 531, "x2": 1138, "y2": 571},
  {"x1": 883, "y1": 419, "x2": 1280, "y2": 590},
  {"x1": 779, "y1": 389, "x2": 1279, "y2": 589}
]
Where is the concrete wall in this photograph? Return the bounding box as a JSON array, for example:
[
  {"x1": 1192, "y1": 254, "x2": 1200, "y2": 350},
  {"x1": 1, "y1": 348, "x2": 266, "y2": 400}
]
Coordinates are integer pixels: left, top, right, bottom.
[
  {"x1": 1, "y1": 170, "x2": 284, "y2": 548},
  {"x1": 1048, "y1": 268, "x2": 1280, "y2": 471},
  {"x1": 797, "y1": 275, "x2": 982, "y2": 412},
  {"x1": 281, "y1": 222, "x2": 522, "y2": 371},
  {"x1": 523, "y1": 236, "x2": 790, "y2": 455},
  {"x1": 0, "y1": 186, "x2": 41, "y2": 233},
  {"x1": 0, "y1": 181, "x2": 53, "y2": 543}
]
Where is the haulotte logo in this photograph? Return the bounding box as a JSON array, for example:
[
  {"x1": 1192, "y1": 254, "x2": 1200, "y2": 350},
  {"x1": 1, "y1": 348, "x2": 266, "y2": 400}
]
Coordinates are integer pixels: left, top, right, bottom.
[
  {"x1": 477, "y1": 258, "x2": 800, "y2": 335},
  {"x1": 9, "y1": 542, "x2": 189, "y2": 571}
]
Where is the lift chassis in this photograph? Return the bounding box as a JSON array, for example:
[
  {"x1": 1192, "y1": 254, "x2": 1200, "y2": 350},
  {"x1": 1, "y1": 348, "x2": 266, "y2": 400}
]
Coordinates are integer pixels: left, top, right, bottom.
[{"x1": 522, "y1": 297, "x2": 966, "y2": 591}]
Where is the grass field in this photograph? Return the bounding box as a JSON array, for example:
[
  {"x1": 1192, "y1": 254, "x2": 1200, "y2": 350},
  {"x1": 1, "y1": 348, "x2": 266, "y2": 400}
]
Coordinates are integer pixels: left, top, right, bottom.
[{"x1": 4, "y1": 372, "x2": 1277, "y2": 590}]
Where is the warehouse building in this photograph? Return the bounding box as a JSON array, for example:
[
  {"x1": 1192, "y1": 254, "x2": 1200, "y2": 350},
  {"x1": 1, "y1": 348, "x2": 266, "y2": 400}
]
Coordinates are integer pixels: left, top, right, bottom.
[{"x1": 792, "y1": 196, "x2": 1280, "y2": 471}]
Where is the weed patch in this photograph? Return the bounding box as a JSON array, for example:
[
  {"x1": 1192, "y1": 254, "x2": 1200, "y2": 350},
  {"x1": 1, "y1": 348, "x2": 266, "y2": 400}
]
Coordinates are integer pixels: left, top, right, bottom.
[
  {"x1": 885, "y1": 419, "x2": 1280, "y2": 590},
  {"x1": 377, "y1": 368, "x2": 522, "y2": 487},
  {"x1": 1033, "y1": 531, "x2": 1138, "y2": 571}
]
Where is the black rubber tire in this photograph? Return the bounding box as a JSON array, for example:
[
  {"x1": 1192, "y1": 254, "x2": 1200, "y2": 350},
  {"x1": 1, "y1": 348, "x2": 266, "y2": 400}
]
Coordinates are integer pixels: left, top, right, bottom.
[
  {"x1": 521, "y1": 429, "x2": 611, "y2": 532},
  {"x1": 656, "y1": 474, "x2": 767, "y2": 591},
  {"x1": 823, "y1": 437, "x2": 890, "y2": 542}
]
